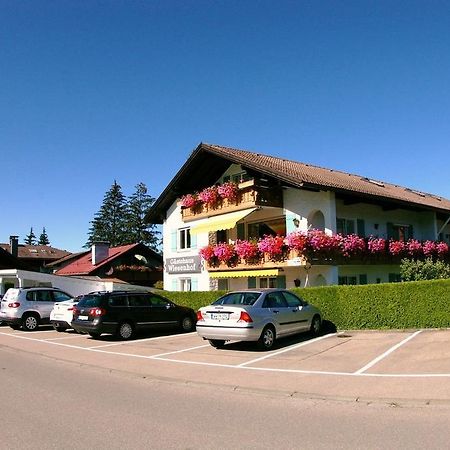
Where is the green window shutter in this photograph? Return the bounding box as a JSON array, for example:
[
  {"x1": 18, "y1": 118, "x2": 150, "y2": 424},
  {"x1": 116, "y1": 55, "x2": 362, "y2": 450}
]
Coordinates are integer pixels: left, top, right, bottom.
[
  {"x1": 286, "y1": 214, "x2": 296, "y2": 234},
  {"x1": 171, "y1": 231, "x2": 177, "y2": 251},
  {"x1": 387, "y1": 222, "x2": 394, "y2": 239},
  {"x1": 171, "y1": 279, "x2": 178, "y2": 291},
  {"x1": 359, "y1": 274, "x2": 367, "y2": 285},
  {"x1": 218, "y1": 279, "x2": 228, "y2": 291},
  {"x1": 388, "y1": 273, "x2": 400, "y2": 283},
  {"x1": 191, "y1": 278, "x2": 198, "y2": 291},
  {"x1": 408, "y1": 225, "x2": 414, "y2": 240},
  {"x1": 190, "y1": 232, "x2": 197, "y2": 249},
  {"x1": 346, "y1": 220, "x2": 355, "y2": 235},
  {"x1": 357, "y1": 219, "x2": 365, "y2": 237},
  {"x1": 247, "y1": 277, "x2": 256, "y2": 289},
  {"x1": 276, "y1": 275, "x2": 286, "y2": 289},
  {"x1": 236, "y1": 222, "x2": 245, "y2": 240},
  {"x1": 336, "y1": 218, "x2": 345, "y2": 235}
]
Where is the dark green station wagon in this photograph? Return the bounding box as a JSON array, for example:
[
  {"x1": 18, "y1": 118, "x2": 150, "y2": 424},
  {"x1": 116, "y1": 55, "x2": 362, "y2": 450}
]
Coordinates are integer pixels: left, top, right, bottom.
[{"x1": 71, "y1": 290, "x2": 196, "y2": 340}]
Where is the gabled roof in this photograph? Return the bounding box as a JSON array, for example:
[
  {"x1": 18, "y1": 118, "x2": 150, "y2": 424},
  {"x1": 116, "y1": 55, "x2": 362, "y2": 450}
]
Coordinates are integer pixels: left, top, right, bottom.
[
  {"x1": 146, "y1": 142, "x2": 450, "y2": 223},
  {"x1": 55, "y1": 243, "x2": 162, "y2": 276},
  {"x1": 0, "y1": 243, "x2": 71, "y2": 261}
]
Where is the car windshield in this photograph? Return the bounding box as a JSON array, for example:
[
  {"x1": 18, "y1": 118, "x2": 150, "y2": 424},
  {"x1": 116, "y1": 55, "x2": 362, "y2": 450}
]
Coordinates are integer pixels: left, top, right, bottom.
[
  {"x1": 76, "y1": 295, "x2": 103, "y2": 307},
  {"x1": 213, "y1": 292, "x2": 261, "y2": 306}
]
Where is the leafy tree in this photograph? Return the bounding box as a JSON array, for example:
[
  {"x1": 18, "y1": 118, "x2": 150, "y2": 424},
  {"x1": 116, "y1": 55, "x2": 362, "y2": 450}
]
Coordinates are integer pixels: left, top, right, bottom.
[
  {"x1": 400, "y1": 258, "x2": 450, "y2": 281},
  {"x1": 126, "y1": 182, "x2": 160, "y2": 250},
  {"x1": 24, "y1": 227, "x2": 36, "y2": 245},
  {"x1": 38, "y1": 227, "x2": 50, "y2": 245},
  {"x1": 85, "y1": 180, "x2": 129, "y2": 248}
]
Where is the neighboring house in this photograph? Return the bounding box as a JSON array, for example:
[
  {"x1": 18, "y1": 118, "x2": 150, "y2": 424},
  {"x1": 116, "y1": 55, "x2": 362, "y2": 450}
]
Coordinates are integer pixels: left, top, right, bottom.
[
  {"x1": 0, "y1": 246, "x2": 24, "y2": 270},
  {"x1": 0, "y1": 236, "x2": 72, "y2": 272},
  {"x1": 146, "y1": 142, "x2": 450, "y2": 291},
  {"x1": 55, "y1": 242, "x2": 163, "y2": 287}
]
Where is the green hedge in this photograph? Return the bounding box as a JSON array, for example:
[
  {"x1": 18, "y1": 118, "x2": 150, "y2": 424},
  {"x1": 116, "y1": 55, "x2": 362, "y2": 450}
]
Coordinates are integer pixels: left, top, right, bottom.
[{"x1": 163, "y1": 279, "x2": 450, "y2": 330}]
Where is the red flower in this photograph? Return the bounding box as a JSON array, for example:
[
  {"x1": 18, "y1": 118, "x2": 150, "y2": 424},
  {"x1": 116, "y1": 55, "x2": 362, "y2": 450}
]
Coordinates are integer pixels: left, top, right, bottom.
[
  {"x1": 198, "y1": 186, "x2": 219, "y2": 206},
  {"x1": 180, "y1": 193, "x2": 198, "y2": 208},
  {"x1": 217, "y1": 182, "x2": 239, "y2": 200},
  {"x1": 389, "y1": 240, "x2": 405, "y2": 256}
]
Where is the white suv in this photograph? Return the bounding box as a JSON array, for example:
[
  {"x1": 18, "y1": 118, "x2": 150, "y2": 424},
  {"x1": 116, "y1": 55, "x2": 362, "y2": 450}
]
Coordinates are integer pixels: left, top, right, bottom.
[{"x1": 0, "y1": 287, "x2": 73, "y2": 331}]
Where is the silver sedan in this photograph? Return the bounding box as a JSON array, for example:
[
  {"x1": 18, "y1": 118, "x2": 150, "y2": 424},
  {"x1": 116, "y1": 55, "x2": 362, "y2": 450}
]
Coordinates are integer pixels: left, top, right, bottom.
[{"x1": 196, "y1": 288, "x2": 322, "y2": 350}]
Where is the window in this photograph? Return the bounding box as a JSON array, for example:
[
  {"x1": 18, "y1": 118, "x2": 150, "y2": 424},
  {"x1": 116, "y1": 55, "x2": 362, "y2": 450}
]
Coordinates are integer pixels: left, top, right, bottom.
[
  {"x1": 387, "y1": 223, "x2": 413, "y2": 241},
  {"x1": 259, "y1": 277, "x2": 277, "y2": 288},
  {"x1": 109, "y1": 296, "x2": 128, "y2": 307},
  {"x1": 338, "y1": 276, "x2": 357, "y2": 285},
  {"x1": 179, "y1": 228, "x2": 191, "y2": 250},
  {"x1": 389, "y1": 273, "x2": 402, "y2": 283},
  {"x1": 282, "y1": 291, "x2": 303, "y2": 307},
  {"x1": 53, "y1": 291, "x2": 72, "y2": 302},
  {"x1": 264, "y1": 293, "x2": 288, "y2": 308},
  {"x1": 336, "y1": 218, "x2": 355, "y2": 235},
  {"x1": 217, "y1": 279, "x2": 228, "y2": 290},
  {"x1": 214, "y1": 292, "x2": 260, "y2": 306},
  {"x1": 180, "y1": 278, "x2": 191, "y2": 292},
  {"x1": 247, "y1": 217, "x2": 286, "y2": 240},
  {"x1": 216, "y1": 229, "x2": 227, "y2": 243},
  {"x1": 149, "y1": 295, "x2": 171, "y2": 307},
  {"x1": 128, "y1": 295, "x2": 150, "y2": 307}
]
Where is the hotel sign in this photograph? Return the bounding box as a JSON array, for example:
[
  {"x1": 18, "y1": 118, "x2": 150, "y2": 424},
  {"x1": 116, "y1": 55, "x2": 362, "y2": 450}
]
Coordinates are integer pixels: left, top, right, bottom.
[{"x1": 165, "y1": 255, "x2": 202, "y2": 274}]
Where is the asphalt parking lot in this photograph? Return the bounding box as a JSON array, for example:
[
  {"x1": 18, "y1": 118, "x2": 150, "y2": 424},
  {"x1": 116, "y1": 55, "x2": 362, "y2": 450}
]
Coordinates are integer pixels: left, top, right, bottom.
[{"x1": 2, "y1": 325, "x2": 450, "y2": 406}]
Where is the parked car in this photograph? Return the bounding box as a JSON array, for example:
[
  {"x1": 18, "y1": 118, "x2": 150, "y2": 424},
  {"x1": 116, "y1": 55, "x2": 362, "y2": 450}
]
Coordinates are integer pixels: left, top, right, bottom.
[
  {"x1": 196, "y1": 288, "x2": 322, "y2": 350},
  {"x1": 0, "y1": 287, "x2": 73, "y2": 331},
  {"x1": 71, "y1": 290, "x2": 196, "y2": 340},
  {"x1": 50, "y1": 296, "x2": 80, "y2": 332}
]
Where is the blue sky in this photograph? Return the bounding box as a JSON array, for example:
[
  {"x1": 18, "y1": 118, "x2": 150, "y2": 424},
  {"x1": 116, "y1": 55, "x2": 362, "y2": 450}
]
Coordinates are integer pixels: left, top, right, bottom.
[{"x1": 1, "y1": 0, "x2": 450, "y2": 252}]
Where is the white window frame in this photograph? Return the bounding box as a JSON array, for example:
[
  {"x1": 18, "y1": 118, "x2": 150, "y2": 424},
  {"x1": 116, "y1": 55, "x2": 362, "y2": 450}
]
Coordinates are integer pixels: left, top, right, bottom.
[{"x1": 178, "y1": 228, "x2": 191, "y2": 251}]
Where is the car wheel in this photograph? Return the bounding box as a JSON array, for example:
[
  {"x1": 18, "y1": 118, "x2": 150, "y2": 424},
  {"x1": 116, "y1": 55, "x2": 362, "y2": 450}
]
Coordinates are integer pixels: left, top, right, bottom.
[
  {"x1": 89, "y1": 332, "x2": 101, "y2": 339},
  {"x1": 22, "y1": 314, "x2": 39, "y2": 331},
  {"x1": 9, "y1": 324, "x2": 21, "y2": 330},
  {"x1": 209, "y1": 339, "x2": 225, "y2": 349},
  {"x1": 117, "y1": 322, "x2": 134, "y2": 340},
  {"x1": 180, "y1": 315, "x2": 195, "y2": 332},
  {"x1": 310, "y1": 315, "x2": 321, "y2": 336},
  {"x1": 258, "y1": 325, "x2": 276, "y2": 350}
]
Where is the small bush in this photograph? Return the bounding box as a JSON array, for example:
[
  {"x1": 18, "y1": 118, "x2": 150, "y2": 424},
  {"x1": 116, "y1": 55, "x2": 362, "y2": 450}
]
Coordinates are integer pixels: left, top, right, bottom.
[{"x1": 400, "y1": 257, "x2": 450, "y2": 281}]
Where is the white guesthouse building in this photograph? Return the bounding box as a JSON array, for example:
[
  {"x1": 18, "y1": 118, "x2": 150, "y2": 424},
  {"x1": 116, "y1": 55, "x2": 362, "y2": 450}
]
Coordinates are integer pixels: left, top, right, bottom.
[{"x1": 146, "y1": 143, "x2": 450, "y2": 292}]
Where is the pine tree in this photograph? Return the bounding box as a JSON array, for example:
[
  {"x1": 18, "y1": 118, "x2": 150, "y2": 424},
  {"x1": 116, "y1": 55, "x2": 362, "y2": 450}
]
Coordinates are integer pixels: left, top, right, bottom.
[
  {"x1": 24, "y1": 227, "x2": 36, "y2": 245},
  {"x1": 85, "y1": 181, "x2": 129, "y2": 248},
  {"x1": 38, "y1": 227, "x2": 50, "y2": 245},
  {"x1": 126, "y1": 182, "x2": 160, "y2": 250}
]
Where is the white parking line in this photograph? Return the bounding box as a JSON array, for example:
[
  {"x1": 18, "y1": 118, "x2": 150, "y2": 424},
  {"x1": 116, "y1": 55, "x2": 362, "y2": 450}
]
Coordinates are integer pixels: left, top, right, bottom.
[
  {"x1": 45, "y1": 335, "x2": 85, "y2": 341},
  {"x1": 88, "y1": 332, "x2": 197, "y2": 349},
  {"x1": 354, "y1": 330, "x2": 423, "y2": 374},
  {"x1": 3, "y1": 329, "x2": 450, "y2": 378},
  {"x1": 237, "y1": 332, "x2": 337, "y2": 367}
]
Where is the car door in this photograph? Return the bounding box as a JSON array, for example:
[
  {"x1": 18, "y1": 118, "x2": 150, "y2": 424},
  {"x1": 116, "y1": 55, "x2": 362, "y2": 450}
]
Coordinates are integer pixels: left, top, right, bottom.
[
  {"x1": 263, "y1": 292, "x2": 294, "y2": 336},
  {"x1": 127, "y1": 294, "x2": 153, "y2": 330},
  {"x1": 34, "y1": 290, "x2": 55, "y2": 320},
  {"x1": 282, "y1": 291, "x2": 311, "y2": 332},
  {"x1": 148, "y1": 294, "x2": 179, "y2": 329}
]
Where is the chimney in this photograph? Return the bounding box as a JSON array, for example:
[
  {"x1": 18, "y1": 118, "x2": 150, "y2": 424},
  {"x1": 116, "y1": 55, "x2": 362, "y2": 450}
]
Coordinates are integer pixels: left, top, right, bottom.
[
  {"x1": 92, "y1": 241, "x2": 110, "y2": 265},
  {"x1": 9, "y1": 235, "x2": 19, "y2": 258}
]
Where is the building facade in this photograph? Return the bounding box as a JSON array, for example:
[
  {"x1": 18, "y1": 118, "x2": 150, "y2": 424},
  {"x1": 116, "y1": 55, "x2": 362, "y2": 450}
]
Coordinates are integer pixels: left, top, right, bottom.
[{"x1": 147, "y1": 143, "x2": 450, "y2": 291}]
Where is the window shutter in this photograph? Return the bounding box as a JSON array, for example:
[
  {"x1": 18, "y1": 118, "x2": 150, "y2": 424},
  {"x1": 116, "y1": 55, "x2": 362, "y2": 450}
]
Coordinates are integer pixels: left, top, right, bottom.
[
  {"x1": 276, "y1": 275, "x2": 286, "y2": 289},
  {"x1": 346, "y1": 220, "x2": 355, "y2": 235},
  {"x1": 286, "y1": 214, "x2": 296, "y2": 234},
  {"x1": 386, "y1": 223, "x2": 394, "y2": 239},
  {"x1": 171, "y1": 279, "x2": 178, "y2": 291},
  {"x1": 190, "y1": 232, "x2": 197, "y2": 249},
  {"x1": 359, "y1": 274, "x2": 367, "y2": 285},
  {"x1": 336, "y1": 218, "x2": 345, "y2": 235},
  {"x1": 191, "y1": 278, "x2": 198, "y2": 291},
  {"x1": 408, "y1": 225, "x2": 414, "y2": 240},
  {"x1": 171, "y1": 231, "x2": 177, "y2": 251},
  {"x1": 237, "y1": 223, "x2": 245, "y2": 240},
  {"x1": 247, "y1": 277, "x2": 256, "y2": 289},
  {"x1": 357, "y1": 219, "x2": 365, "y2": 237}
]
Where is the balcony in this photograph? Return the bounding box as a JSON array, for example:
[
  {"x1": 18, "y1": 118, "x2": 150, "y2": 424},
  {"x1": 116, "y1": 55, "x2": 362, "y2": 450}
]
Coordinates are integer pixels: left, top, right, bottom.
[{"x1": 181, "y1": 179, "x2": 283, "y2": 222}]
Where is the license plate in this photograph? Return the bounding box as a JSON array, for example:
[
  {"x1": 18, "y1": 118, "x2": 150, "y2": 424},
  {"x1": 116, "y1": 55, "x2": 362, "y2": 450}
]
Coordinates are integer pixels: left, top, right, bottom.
[
  {"x1": 78, "y1": 315, "x2": 89, "y2": 321},
  {"x1": 211, "y1": 313, "x2": 229, "y2": 320},
  {"x1": 53, "y1": 314, "x2": 62, "y2": 319}
]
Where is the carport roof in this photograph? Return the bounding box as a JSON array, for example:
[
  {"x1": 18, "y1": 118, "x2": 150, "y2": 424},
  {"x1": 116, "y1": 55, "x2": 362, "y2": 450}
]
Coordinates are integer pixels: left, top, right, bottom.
[{"x1": 145, "y1": 142, "x2": 450, "y2": 224}]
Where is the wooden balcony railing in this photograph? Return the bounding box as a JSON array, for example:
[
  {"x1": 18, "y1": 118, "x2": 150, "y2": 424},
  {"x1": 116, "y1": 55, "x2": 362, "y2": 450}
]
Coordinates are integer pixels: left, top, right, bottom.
[{"x1": 181, "y1": 179, "x2": 283, "y2": 222}]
